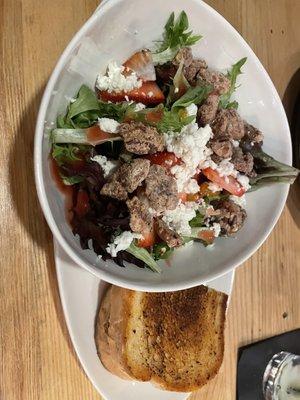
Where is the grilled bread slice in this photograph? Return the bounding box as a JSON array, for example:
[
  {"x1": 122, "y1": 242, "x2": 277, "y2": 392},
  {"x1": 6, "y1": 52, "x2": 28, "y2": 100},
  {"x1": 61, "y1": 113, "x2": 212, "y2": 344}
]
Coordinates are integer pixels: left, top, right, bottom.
[{"x1": 95, "y1": 285, "x2": 228, "y2": 392}]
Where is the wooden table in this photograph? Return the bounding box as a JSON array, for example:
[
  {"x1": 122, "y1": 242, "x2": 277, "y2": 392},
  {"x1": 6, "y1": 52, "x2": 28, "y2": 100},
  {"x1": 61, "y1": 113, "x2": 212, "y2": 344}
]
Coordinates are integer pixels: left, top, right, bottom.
[{"x1": 1, "y1": 0, "x2": 300, "y2": 399}]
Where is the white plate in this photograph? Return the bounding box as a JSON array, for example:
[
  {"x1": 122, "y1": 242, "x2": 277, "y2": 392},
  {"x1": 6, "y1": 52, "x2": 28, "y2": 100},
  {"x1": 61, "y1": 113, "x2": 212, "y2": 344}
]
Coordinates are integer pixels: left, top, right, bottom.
[
  {"x1": 55, "y1": 239, "x2": 234, "y2": 399},
  {"x1": 35, "y1": 0, "x2": 292, "y2": 292}
]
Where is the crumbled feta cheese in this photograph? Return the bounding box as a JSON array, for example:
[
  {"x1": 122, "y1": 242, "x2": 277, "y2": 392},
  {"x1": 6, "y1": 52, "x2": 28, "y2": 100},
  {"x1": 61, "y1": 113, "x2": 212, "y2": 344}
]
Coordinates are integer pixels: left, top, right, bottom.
[
  {"x1": 162, "y1": 202, "x2": 200, "y2": 236},
  {"x1": 125, "y1": 95, "x2": 129, "y2": 102},
  {"x1": 96, "y1": 61, "x2": 142, "y2": 93},
  {"x1": 174, "y1": 87, "x2": 179, "y2": 94},
  {"x1": 165, "y1": 124, "x2": 213, "y2": 193},
  {"x1": 201, "y1": 157, "x2": 238, "y2": 178},
  {"x1": 98, "y1": 117, "x2": 120, "y2": 133},
  {"x1": 134, "y1": 102, "x2": 146, "y2": 112},
  {"x1": 208, "y1": 182, "x2": 222, "y2": 193},
  {"x1": 106, "y1": 231, "x2": 143, "y2": 258},
  {"x1": 65, "y1": 95, "x2": 77, "y2": 103},
  {"x1": 148, "y1": 91, "x2": 154, "y2": 98},
  {"x1": 237, "y1": 173, "x2": 251, "y2": 191},
  {"x1": 91, "y1": 155, "x2": 119, "y2": 178},
  {"x1": 231, "y1": 139, "x2": 240, "y2": 148},
  {"x1": 185, "y1": 103, "x2": 198, "y2": 117},
  {"x1": 212, "y1": 223, "x2": 221, "y2": 238},
  {"x1": 230, "y1": 194, "x2": 246, "y2": 208}
]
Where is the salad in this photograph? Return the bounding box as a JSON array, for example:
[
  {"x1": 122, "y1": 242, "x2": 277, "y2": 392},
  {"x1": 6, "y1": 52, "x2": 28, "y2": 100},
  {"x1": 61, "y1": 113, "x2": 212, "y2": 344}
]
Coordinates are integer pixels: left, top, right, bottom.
[{"x1": 50, "y1": 11, "x2": 299, "y2": 273}]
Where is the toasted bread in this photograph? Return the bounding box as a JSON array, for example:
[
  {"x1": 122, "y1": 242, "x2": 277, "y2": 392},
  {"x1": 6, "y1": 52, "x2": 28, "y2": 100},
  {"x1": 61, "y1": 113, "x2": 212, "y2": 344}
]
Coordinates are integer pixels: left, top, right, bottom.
[{"x1": 95, "y1": 285, "x2": 228, "y2": 392}]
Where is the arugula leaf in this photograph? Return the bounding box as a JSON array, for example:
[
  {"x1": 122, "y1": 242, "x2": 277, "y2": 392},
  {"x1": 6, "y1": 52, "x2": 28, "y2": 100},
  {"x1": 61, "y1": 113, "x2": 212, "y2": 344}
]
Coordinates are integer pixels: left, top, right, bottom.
[
  {"x1": 245, "y1": 146, "x2": 299, "y2": 190},
  {"x1": 189, "y1": 211, "x2": 205, "y2": 228},
  {"x1": 61, "y1": 175, "x2": 83, "y2": 185},
  {"x1": 98, "y1": 101, "x2": 135, "y2": 122},
  {"x1": 127, "y1": 243, "x2": 161, "y2": 273},
  {"x1": 152, "y1": 242, "x2": 174, "y2": 260},
  {"x1": 51, "y1": 128, "x2": 122, "y2": 145},
  {"x1": 219, "y1": 57, "x2": 247, "y2": 109},
  {"x1": 172, "y1": 84, "x2": 212, "y2": 110},
  {"x1": 52, "y1": 143, "x2": 84, "y2": 166},
  {"x1": 68, "y1": 85, "x2": 100, "y2": 119},
  {"x1": 152, "y1": 11, "x2": 202, "y2": 65},
  {"x1": 157, "y1": 110, "x2": 194, "y2": 133}
]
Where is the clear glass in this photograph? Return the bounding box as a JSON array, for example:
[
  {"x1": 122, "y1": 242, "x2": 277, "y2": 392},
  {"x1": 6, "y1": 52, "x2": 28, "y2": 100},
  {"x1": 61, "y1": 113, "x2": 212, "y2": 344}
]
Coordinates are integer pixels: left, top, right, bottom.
[{"x1": 263, "y1": 352, "x2": 300, "y2": 399}]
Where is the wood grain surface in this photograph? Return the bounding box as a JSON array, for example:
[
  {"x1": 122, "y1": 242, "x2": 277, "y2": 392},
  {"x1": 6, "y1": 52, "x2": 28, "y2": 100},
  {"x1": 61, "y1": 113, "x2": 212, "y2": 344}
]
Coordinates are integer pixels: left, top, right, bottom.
[{"x1": 1, "y1": 1, "x2": 300, "y2": 399}]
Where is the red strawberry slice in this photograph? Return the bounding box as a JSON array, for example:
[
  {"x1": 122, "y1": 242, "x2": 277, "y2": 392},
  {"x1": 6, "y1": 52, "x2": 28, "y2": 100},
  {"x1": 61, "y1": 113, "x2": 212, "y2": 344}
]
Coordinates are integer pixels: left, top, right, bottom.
[
  {"x1": 98, "y1": 81, "x2": 165, "y2": 105},
  {"x1": 123, "y1": 49, "x2": 156, "y2": 81}
]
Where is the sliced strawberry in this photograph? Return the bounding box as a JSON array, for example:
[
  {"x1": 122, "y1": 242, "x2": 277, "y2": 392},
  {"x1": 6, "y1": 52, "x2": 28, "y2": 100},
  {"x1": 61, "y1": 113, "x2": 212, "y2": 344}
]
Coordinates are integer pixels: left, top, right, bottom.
[
  {"x1": 145, "y1": 151, "x2": 181, "y2": 170},
  {"x1": 197, "y1": 229, "x2": 215, "y2": 245},
  {"x1": 123, "y1": 49, "x2": 156, "y2": 81},
  {"x1": 137, "y1": 229, "x2": 156, "y2": 248},
  {"x1": 74, "y1": 190, "x2": 90, "y2": 218},
  {"x1": 86, "y1": 125, "x2": 120, "y2": 145},
  {"x1": 202, "y1": 168, "x2": 245, "y2": 197},
  {"x1": 98, "y1": 81, "x2": 165, "y2": 105}
]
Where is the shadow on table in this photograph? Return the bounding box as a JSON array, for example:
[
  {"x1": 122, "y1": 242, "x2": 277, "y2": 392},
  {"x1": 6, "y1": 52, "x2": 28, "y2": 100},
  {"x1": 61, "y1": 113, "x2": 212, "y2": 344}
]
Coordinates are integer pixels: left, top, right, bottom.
[
  {"x1": 282, "y1": 66, "x2": 300, "y2": 229},
  {"x1": 8, "y1": 84, "x2": 83, "y2": 369}
]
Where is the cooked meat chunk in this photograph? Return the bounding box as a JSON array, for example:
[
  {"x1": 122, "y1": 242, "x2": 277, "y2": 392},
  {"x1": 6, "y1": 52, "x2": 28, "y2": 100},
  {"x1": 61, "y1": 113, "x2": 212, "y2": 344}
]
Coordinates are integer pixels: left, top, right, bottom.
[
  {"x1": 243, "y1": 122, "x2": 264, "y2": 144},
  {"x1": 156, "y1": 62, "x2": 177, "y2": 83},
  {"x1": 173, "y1": 47, "x2": 207, "y2": 83},
  {"x1": 231, "y1": 147, "x2": 254, "y2": 176},
  {"x1": 118, "y1": 122, "x2": 164, "y2": 155},
  {"x1": 126, "y1": 196, "x2": 153, "y2": 233},
  {"x1": 197, "y1": 94, "x2": 220, "y2": 126},
  {"x1": 154, "y1": 218, "x2": 183, "y2": 248},
  {"x1": 100, "y1": 159, "x2": 150, "y2": 200},
  {"x1": 197, "y1": 69, "x2": 230, "y2": 95},
  {"x1": 145, "y1": 165, "x2": 178, "y2": 213},
  {"x1": 210, "y1": 139, "x2": 233, "y2": 159},
  {"x1": 100, "y1": 180, "x2": 128, "y2": 201},
  {"x1": 118, "y1": 159, "x2": 150, "y2": 193},
  {"x1": 211, "y1": 109, "x2": 245, "y2": 140},
  {"x1": 211, "y1": 153, "x2": 223, "y2": 164},
  {"x1": 216, "y1": 199, "x2": 247, "y2": 235}
]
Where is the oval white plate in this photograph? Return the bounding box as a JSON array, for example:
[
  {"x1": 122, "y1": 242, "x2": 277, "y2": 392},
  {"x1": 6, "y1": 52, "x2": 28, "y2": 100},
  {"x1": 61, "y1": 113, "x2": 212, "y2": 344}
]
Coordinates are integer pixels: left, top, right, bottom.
[
  {"x1": 55, "y1": 239, "x2": 234, "y2": 399},
  {"x1": 35, "y1": 0, "x2": 292, "y2": 292}
]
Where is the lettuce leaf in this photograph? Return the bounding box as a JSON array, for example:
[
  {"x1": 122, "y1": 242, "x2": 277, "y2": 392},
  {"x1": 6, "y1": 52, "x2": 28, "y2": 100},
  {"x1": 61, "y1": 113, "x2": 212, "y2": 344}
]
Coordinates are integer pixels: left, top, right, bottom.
[
  {"x1": 152, "y1": 11, "x2": 202, "y2": 65},
  {"x1": 171, "y1": 84, "x2": 212, "y2": 110},
  {"x1": 127, "y1": 243, "x2": 161, "y2": 273},
  {"x1": 219, "y1": 57, "x2": 247, "y2": 109},
  {"x1": 152, "y1": 242, "x2": 174, "y2": 260}
]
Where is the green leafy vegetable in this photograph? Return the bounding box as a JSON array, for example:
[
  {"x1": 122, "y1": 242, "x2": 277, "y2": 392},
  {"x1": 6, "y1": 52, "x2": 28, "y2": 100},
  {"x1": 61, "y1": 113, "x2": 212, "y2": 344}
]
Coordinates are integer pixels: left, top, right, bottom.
[
  {"x1": 189, "y1": 211, "x2": 205, "y2": 228},
  {"x1": 157, "y1": 110, "x2": 194, "y2": 133},
  {"x1": 246, "y1": 146, "x2": 299, "y2": 190},
  {"x1": 219, "y1": 57, "x2": 247, "y2": 109},
  {"x1": 98, "y1": 101, "x2": 135, "y2": 122},
  {"x1": 166, "y1": 59, "x2": 190, "y2": 105},
  {"x1": 152, "y1": 11, "x2": 202, "y2": 65},
  {"x1": 172, "y1": 84, "x2": 212, "y2": 111},
  {"x1": 51, "y1": 128, "x2": 121, "y2": 145},
  {"x1": 52, "y1": 143, "x2": 85, "y2": 166},
  {"x1": 152, "y1": 242, "x2": 174, "y2": 260},
  {"x1": 61, "y1": 175, "x2": 83, "y2": 185},
  {"x1": 127, "y1": 243, "x2": 161, "y2": 273}
]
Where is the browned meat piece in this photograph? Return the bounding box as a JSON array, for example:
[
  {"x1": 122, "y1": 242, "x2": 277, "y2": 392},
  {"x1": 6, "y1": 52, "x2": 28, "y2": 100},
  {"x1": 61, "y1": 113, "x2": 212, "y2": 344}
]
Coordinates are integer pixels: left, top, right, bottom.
[
  {"x1": 231, "y1": 147, "x2": 254, "y2": 176},
  {"x1": 243, "y1": 122, "x2": 264, "y2": 143},
  {"x1": 211, "y1": 153, "x2": 223, "y2": 164},
  {"x1": 156, "y1": 62, "x2": 177, "y2": 83},
  {"x1": 118, "y1": 159, "x2": 150, "y2": 193},
  {"x1": 100, "y1": 180, "x2": 128, "y2": 201},
  {"x1": 197, "y1": 69, "x2": 230, "y2": 95},
  {"x1": 100, "y1": 159, "x2": 150, "y2": 200},
  {"x1": 184, "y1": 59, "x2": 208, "y2": 84},
  {"x1": 145, "y1": 165, "x2": 178, "y2": 213},
  {"x1": 118, "y1": 122, "x2": 164, "y2": 155},
  {"x1": 216, "y1": 199, "x2": 247, "y2": 235},
  {"x1": 197, "y1": 94, "x2": 220, "y2": 126},
  {"x1": 211, "y1": 109, "x2": 245, "y2": 140},
  {"x1": 154, "y1": 218, "x2": 183, "y2": 248},
  {"x1": 126, "y1": 196, "x2": 153, "y2": 233},
  {"x1": 210, "y1": 139, "x2": 233, "y2": 158}
]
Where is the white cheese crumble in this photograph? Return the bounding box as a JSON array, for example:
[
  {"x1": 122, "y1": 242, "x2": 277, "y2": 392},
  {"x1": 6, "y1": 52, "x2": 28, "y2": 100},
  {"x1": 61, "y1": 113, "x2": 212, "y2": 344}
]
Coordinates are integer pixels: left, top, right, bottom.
[
  {"x1": 162, "y1": 202, "x2": 200, "y2": 236},
  {"x1": 230, "y1": 194, "x2": 246, "y2": 208},
  {"x1": 201, "y1": 157, "x2": 238, "y2": 178},
  {"x1": 231, "y1": 139, "x2": 240, "y2": 148},
  {"x1": 106, "y1": 231, "x2": 142, "y2": 258},
  {"x1": 185, "y1": 103, "x2": 198, "y2": 117},
  {"x1": 165, "y1": 124, "x2": 213, "y2": 193},
  {"x1": 134, "y1": 102, "x2": 146, "y2": 112},
  {"x1": 91, "y1": 155, "x2": 119, "y2": 178},
  {"x1": 98, "y1": 117, "x2": 120, "y2": 133},
  {"x1": 96, "y1": 61, "x2": 142, "y2": 93},
  {"x1": 237, "y1": 173, "x2": 251, "y2": 191},
  {"x1": 208, "y1": 182, "x2": 222, "y2": 192},
  {"x1": 212, "y1": 222, "x2": 221, "y2": 238}
]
